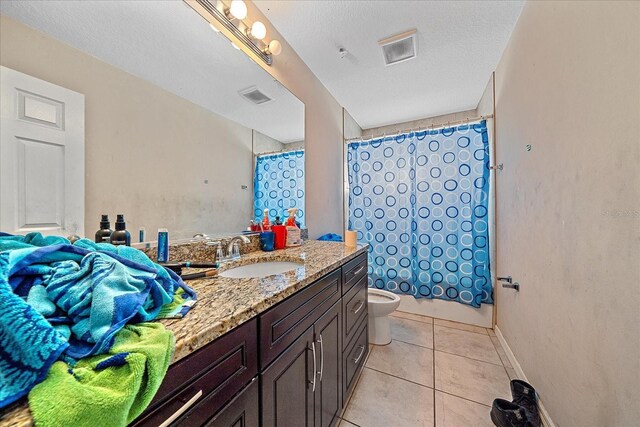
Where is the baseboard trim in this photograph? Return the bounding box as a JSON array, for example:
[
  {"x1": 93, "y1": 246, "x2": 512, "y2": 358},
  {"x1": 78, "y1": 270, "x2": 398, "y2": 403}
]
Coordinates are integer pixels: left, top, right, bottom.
[{"x1": 494, "y1": 326, "x2": 556, "y2": 427}]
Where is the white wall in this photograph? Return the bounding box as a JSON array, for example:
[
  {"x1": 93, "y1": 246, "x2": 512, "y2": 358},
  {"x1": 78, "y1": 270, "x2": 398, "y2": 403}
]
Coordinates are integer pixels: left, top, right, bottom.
[
  {"x1": 253, "y1": 130, "x2": 286, "y2": 154},
  {"x1": 476, "y1": 75, "x2": 497, "y2": 326},
  {"x1": 225, "y1": 1, "x2": 345, "y2": 239},
  {"x1": 494, "y1": 1, "x2": 640, "y2": 425},
  {"x1": 0, "y1": 15, "x2": 254, "y2": 240},
  {"x1": 342, "y1": 109, "x2": 363, "y2": 237}
]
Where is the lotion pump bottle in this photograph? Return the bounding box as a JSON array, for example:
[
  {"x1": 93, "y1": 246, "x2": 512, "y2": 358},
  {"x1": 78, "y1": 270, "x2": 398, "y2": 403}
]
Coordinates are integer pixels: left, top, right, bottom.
[
  {"x1": 110, "y1": 214, "x2": 131, "y2": 246},
  {"x1": 285, "y1": 208, "x2": 302, "y2": 247},
  {"x1": 95, "y1": 214, "x2": 112, "y2": 243}
]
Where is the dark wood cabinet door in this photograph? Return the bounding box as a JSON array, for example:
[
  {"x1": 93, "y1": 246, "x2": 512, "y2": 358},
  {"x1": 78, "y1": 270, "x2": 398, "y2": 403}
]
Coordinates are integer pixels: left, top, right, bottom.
[
  {"x1": 261, "y1": 326, "x2": 314, "y2": 427},
  {"x1": 313, "y1": 301, "x2": 342, "y2": 427}
]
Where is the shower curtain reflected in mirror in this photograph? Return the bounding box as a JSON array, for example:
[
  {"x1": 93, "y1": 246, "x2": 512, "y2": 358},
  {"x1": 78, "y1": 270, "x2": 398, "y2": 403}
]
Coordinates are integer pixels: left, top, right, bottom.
[
  {"x1": 347, "y1": 121, "x2": 492, "y2": 307},
  {"x1": 254, "y1": 150, "x2": 306, "y2": 227}
]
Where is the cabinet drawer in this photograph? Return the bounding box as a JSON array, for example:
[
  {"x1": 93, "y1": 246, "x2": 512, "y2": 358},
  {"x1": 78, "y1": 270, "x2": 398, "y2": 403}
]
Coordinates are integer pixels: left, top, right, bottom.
[
  {"x1": 131, "y1": 319, "x2": 258, "y2": 427},
  {"x1": 259, "y1": 269, "x2": 341, "y2": 369},
  {"x1": 176, "y1": 376, "x2": 259, "y2": 427},
  {"x1": 341, "y1": 253, "x2": 367, "y2": 295},
  {"x1": 342, "y1": 275, "x2": 367, "y2": 347},
  {"x1": 343, "y1": 315, "x2": 368, "y2": 404}
]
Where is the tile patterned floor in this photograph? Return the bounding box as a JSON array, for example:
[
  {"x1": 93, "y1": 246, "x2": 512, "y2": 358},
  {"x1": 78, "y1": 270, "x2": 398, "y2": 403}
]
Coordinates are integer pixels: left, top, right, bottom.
[{"x1": 337, "y1": 311, "x2": 517, "y2": 427}]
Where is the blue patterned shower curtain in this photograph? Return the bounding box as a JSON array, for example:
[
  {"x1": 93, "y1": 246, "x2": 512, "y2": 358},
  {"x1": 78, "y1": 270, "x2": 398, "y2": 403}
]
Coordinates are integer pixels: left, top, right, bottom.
[
  {"x1": 347, "y1": 121, "x2": 492, "y2": 307},
  {"x1": 254, "y1": 150, "x2": 305, "y2": 227}
]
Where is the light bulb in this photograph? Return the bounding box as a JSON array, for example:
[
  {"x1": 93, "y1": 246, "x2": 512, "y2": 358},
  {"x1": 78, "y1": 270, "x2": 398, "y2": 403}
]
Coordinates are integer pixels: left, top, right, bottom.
[
  {"x1": 250, "y1": 21, "x2": 267, "y2": 40},
  {"x1": 231, "y1": 42, "x2": 241, "y2": 50},
  {"x1": 209, "y1": 23, "x2": 220, "y2": 33},
  {"x1": 229, "y1": 0, "x2": 247, "y2": 20},
  {"x1": 266, "y1": 39, "x2": 282, "y2": 56}
]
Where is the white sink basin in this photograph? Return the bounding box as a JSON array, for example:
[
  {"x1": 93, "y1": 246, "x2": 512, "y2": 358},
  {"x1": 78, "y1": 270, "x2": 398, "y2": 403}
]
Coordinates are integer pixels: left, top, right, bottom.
[{"x1": 219, "y1": 261, "x2": 302, "y2": 279}]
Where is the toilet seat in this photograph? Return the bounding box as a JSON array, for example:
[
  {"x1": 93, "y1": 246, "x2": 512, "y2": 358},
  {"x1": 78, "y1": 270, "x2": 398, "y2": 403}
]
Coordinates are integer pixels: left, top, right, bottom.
[{"x1": 368, "y1": 292, "x2": 396, "y2": 303}]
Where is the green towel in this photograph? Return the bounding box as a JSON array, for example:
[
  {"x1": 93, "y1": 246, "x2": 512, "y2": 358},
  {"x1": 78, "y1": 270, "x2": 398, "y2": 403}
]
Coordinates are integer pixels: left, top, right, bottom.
[{"x1": 28, "y1": 323, "x2": 175, "y2": 427}]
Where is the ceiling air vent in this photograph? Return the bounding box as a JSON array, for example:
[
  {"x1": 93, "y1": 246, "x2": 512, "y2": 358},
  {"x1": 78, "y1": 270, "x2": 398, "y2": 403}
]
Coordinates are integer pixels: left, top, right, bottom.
[
  {"x1": 239, "y1": 86, "x2": 273, "y2": 105},
  {"x1": 378, "y1": 29, "x2": 417, "y2": 66}
]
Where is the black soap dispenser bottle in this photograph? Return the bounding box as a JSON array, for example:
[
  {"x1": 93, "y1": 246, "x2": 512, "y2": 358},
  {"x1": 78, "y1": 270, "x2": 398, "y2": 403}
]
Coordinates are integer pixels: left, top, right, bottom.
[
  {"x1": 95, "y1": 214, "x2": 112, "y2": 243},
  {"x1": 109, "y1": 214, "x2": 131, "y2": 246}
]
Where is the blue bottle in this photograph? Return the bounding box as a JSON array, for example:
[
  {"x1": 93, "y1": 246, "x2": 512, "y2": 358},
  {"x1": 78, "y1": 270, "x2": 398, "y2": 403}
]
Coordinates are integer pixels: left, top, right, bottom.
[{"x1": 157, "y1": 229, "x2": 169, "y2": 263}]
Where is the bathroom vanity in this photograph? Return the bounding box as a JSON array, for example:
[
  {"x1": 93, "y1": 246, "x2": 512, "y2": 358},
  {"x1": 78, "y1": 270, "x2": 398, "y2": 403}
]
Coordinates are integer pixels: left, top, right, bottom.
[
  {"x1": 0, "y1": 241, "x2": 368, "y2": 427},
  {"x1": 136, "y1": 241, "x2": 369, "y2": 427}
]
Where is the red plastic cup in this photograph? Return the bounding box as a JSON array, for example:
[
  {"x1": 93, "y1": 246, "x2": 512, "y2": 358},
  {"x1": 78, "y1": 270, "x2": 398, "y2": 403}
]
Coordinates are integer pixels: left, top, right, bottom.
[{"x1": 272, "y1": 225, "x2": 287, "y2": 250}]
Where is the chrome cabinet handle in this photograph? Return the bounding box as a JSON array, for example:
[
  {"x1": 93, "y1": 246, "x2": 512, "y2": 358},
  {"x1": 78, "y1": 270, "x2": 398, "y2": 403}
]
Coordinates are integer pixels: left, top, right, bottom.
[
  {"x1": 352, "y1": 345, "x2": 365, "y2": 364},
  {"x1": 317, "y1": 334, "x2": 324, "y2": 382},
  {"x1": 353, "y1": 265, "x2": 365, "y2": 276},
  {"x1": 310, "y1": 342, "x2": 317, "y2": 392},
  {"x1": 158, "y1": 390, "x2": 203, "y2": 427},
  {"x1": 351, "y1": 300, "x2": 364, "y2": 315}
]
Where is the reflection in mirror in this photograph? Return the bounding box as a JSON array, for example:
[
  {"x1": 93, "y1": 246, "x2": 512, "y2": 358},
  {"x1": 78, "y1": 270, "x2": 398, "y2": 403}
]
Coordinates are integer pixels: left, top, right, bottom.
[
  {"x1": 252, "y1": 131, "x2": 305, "y2": 228},
  {"x1": 0, "y1": 0, "x2": 304, "y2": 240}
]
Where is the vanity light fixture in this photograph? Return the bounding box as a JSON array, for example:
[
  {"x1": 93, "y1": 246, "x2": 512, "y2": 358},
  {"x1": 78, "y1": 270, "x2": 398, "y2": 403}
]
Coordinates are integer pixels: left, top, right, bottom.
[
  {"x1": 264, "y1": 40, "x2": 282, "y2": 56},
  {"x1": 189, "y1": 0, "x2": 281, "y2": 66},
  {"x1": 249, "y1": 21, "x2": 267, "y2": 40},
  {"x1": 227, "y1": 0, "x2": 247, "y2": 20}
]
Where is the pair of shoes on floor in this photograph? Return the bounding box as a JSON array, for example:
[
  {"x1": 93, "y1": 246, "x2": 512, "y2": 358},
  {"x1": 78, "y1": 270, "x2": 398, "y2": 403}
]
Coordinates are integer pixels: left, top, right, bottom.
[{"x1": 490, "y1": 379, "x2": 541, "y2": 427}]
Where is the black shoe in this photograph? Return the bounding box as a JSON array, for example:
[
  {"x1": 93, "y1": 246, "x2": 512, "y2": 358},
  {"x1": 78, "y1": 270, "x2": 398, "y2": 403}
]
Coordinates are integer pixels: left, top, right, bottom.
[
  {"x1": 490, "y1": 398, "x2": 530, "y2": 427},
  {"x1": 511, "y1": 379, "x2": 541, "y2": 427}
]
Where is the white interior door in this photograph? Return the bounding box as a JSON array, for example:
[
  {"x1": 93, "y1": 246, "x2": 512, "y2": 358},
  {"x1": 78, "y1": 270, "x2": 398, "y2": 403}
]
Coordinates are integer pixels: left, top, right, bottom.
[{"x1": 0, "y1": 66, "x2": 85, "y2": 236}]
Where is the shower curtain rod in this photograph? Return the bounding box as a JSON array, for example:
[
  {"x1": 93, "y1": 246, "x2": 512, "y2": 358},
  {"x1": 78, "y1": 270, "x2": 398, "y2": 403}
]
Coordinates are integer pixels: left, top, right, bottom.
[
  {"x1": 345, "y1": 114, "x2": 494, "y2": 143},
  {"x1": 254, "y1": 147, "x2": 305, "y2": 157}
]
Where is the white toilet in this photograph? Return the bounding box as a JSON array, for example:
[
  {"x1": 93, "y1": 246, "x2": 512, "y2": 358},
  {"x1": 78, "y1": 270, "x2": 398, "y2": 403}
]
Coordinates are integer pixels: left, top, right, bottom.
[{"x1": 367, "y1": 289, "x2": 401, "y2": 345}]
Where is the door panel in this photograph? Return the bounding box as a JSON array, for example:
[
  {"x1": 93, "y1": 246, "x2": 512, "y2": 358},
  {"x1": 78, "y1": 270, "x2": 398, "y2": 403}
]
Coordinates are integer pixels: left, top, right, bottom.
[
  {"x1": 0, "y1": 66, "x2": 84, "y2": 236},
  {"x1": 18, "y1": 89, "x2": 65, "y2": 129},
  {"x1": 314, "y1": 301, "x2": 342, "y2": 427},
  {"x1": 17, "y1": 137, "x2": 65, "y2": 228},
  {"x1": 261, "y1": 326, "x2": 314, "y2": 427}
]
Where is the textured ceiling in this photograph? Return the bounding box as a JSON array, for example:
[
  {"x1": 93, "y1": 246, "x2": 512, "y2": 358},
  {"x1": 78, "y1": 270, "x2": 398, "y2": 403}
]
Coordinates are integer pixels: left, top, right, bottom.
[
  {"x1": 255, "y1": 0, "x2": 524, "y2": 129},
  {"x1": 0, "y1": 0, "x2": 304, "y2": 143}
]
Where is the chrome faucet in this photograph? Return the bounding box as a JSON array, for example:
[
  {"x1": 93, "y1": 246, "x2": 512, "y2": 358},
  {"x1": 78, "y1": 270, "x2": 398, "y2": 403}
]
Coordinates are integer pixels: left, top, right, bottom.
[
  {"x1": 227, "y1": 235, "x2": 251, "y2": 259},
  {"x1": 206, "y1": 235, "x2": 250, "y2": 262}
]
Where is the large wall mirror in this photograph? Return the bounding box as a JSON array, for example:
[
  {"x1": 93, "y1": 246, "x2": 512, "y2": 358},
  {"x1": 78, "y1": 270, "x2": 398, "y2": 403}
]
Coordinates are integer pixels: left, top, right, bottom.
[{"x1": 0, "y1": 0, "x2": 304, "y2": 241}]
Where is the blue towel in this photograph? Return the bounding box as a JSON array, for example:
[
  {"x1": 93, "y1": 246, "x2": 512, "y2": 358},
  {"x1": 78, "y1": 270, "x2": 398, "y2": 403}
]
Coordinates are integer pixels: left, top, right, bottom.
[
  {"x1": 0, "y1": 233, "x2": 196, "y2": 408},
  {"x1": 0, "y1": 262, "x2": 69, "y2": 408},
  {"x1": 317, "y1": 233, "x2": 343, "y2": 242},
  {"x1": 0, "y1": 231, "x2": 69, "y2": 250}
]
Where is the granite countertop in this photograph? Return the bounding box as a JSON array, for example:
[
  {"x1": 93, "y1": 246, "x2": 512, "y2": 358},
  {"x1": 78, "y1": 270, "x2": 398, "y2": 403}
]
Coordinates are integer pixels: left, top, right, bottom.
[{"x1": 1, "y1": 240, "x2": 367, "y2": 427}]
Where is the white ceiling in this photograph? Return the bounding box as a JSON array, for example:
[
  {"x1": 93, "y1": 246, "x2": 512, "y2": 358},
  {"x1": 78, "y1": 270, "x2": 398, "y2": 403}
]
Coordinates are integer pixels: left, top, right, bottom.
[
  {"x1": 255, "y1": 0, "x2": 524, "y2": 129},
  {"x1": 0, "y1": 0, "x2": 304, "y2": 143}
]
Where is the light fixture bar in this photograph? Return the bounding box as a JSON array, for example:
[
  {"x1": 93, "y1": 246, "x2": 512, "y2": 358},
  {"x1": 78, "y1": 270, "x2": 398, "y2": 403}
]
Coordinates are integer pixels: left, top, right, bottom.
[{"x1": 194, "y1": 0, "x2": 272, "y2": 65}]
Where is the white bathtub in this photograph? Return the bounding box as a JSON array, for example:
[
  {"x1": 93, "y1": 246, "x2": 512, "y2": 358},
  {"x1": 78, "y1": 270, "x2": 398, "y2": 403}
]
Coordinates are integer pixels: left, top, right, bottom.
[{"x1": 396, "y1": 294, "x2": 493, "y2": 327}]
